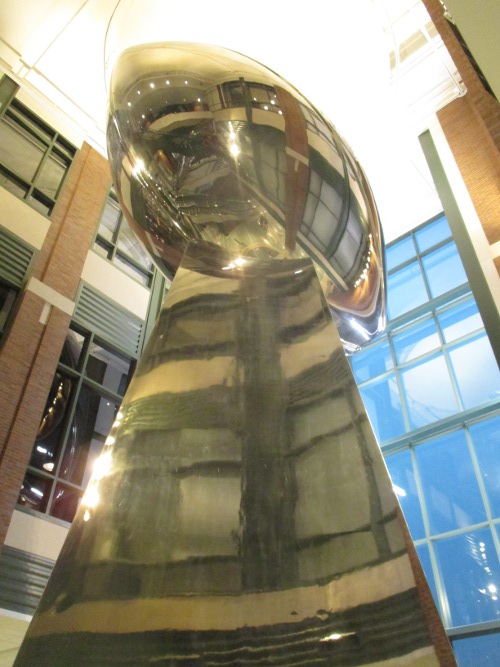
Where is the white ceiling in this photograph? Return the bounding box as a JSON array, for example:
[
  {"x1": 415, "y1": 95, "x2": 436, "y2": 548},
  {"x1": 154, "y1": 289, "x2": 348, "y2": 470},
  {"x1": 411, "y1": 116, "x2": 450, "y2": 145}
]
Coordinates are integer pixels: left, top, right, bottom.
[{"x1": 0, "y1": 0, "x2": 468, "y2": 241}]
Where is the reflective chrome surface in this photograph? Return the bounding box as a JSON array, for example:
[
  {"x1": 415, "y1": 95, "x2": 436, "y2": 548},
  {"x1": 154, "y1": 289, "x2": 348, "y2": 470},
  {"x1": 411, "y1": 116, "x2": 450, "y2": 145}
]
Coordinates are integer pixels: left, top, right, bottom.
[
  {"x1": 106, "y1": 42, "x2": 385, "y2": 349},
  {"x1": 14, "y1": 245, "x2": 450, "y2": 666}
]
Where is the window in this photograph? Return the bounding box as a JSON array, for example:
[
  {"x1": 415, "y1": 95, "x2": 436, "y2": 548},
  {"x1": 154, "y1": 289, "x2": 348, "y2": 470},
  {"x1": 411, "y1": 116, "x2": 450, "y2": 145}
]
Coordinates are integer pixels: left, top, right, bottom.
[
  {"x1": 351, "y1": 213, "x2": 500, "y2": 659},
  {"x1": 94, "y1": 191, "x2": 154, "y2": 287},
  {"x1": 17, "y1": 325, "x2": 135, "y2": 523},
  {"x1": 0, "y1": 76, "x2": 76, "y2": 216},
  {"x1": 352, "y1": 217, "x2": 499, "y2": 445},
  {"x1": 0, "y1": 227, "x2": 35, "y2": 341},
  {"x1": 0, "y1": 280, "x2": 19, "y2": 337}
]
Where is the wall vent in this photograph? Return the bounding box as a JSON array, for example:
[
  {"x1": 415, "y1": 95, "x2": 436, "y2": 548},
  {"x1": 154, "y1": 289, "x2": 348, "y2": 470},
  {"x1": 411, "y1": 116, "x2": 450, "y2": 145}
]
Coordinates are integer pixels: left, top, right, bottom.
[
  {"x1": 0, "y1": 228, "x2": 34, "y2": 286},
  {"x1": 74, "y1": 283, "x2": 144, "y2": 357},
  {"x1": 0, "y1": 546, "x2": 54, "y2": 616}
]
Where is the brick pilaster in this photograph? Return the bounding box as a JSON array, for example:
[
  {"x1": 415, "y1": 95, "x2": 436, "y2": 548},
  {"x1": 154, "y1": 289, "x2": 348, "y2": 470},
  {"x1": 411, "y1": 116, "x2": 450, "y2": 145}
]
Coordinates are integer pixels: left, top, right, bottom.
[{"x1": 0, "y1": 144, "x2": 111, "y2": 550}]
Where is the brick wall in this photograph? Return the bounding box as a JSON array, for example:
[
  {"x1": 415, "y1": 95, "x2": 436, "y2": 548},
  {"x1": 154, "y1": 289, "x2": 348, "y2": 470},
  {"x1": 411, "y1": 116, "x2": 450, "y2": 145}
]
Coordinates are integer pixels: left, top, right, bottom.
[{"x1": 422, "y1": 0, "x2": 500, "y2": 281}]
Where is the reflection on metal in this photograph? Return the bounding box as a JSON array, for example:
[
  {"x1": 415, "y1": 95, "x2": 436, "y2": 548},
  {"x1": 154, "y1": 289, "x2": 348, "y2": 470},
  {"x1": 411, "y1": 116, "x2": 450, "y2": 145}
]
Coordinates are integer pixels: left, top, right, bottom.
[
  {"x1": 15, "y1": 245, "x2": 451, "y2": 665},
  {"x1": 14, "y1": 43, "x2": 455, "y2": 666},
  {"x1": 106, "y1": 42, "x2": 385, "y2": 350}
]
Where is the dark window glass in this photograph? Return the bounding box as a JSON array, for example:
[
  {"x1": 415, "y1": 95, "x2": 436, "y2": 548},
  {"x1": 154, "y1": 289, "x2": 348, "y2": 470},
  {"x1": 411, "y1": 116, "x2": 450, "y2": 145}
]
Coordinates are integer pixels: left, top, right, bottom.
[
  {"x1": 0, "y1": 282, "x2": 18, "y2": 332},
  {"x1": 18, "y1": 472, "x2": 52, "y2": 514},
  {"x1": 434, "y1": 528, "x2": 500, "y2": 626},
  {"x1": 415, "y1": 431, "x2": 486, "y2": 534},
  {"x1": 50, "y1": 483, "x2": 82, "y2": 523},
  {"x1": 18, "y1": 327, "x2": 133, "y2": 523},
  {"x1": 85, "y1": 341, "x2": 131, "y2": 395}
]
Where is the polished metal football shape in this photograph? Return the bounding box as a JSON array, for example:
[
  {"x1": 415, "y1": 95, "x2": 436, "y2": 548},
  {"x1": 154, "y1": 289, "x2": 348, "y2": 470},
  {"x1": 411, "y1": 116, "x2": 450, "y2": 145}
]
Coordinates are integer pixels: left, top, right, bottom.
[{"x1": 107, "y1": 42, "x2": 385, "y2": 348}]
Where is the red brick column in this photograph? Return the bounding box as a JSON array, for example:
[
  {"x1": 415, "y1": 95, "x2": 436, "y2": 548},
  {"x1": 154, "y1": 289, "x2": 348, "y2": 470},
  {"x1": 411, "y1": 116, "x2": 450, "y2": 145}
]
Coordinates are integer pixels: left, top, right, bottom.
[
  {"x1": 0, "y1": 143, "x2": 110, "y2": 551},
  {"x1": 421, "y1": 0, "x2": 500, "y2": 281}
]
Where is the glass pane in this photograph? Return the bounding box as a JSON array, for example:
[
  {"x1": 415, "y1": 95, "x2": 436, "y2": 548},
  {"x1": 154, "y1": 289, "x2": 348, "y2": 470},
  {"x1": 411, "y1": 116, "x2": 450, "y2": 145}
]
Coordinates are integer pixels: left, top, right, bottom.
[
  {"x1": 434, "y1": 528, "x2": 500, "y2": 626},
  {"x1": 449, "y1": 335, "x2": 500, "y2": 409},
  {"x1": 50, "y1": 483, "x2": 82, "y2": 523},
  {"x1": 452, "y1": 632, "x2": 500, "y2": 667},
  {"x1": 416, "y1": 544, "x2": 440, "y2": 610},
  {"x1": 114, "y1": 253, "x2": 150, "y2": 286},
  {"x1": 422, "y1": 242, "x2": 468, "y2": 298},
  {"x1": 415, "y1": 430, "x2": 486, "y2": 534},
  {"x1": 0, "y1": 169, "x2": 28, "y2": 199},
  {"x1": 37, "y1": 151, "x2": 67, "y2": 199},
  {"x1": 30, "y1": 372, "x2": 74, "y2": 474},
  {"x1": 359, "y1": 373, "x2": 405, "y2": 442},
  {"x1": 85, "y1": 341, "x2": 132, "y2": 395},
  {"x1": 387, "y1": 260, "x2": 428, "y2": 320},
  {"x1": 415, "y1": 216, "x2": 452, "y2": 252},
  {"x1": 0, "y1": 282, "x2": 18, "y2": 331},
  {"x1": 116, "y1": 220, "x2": 153, "y2": 270},
  {"x1": 401, "y1": 353, "x2": 458, "y2": 428},
  {"x1": 470, "y1": 416, "x2": 500, "y2": 518},
  {"x1": 385, "y1": 449, "x2": 425, "y2": 540},
  {"x1": 98, "y1": 197, "x2": 121, "y2": 241},
  {"x1": 438, "y1": 297, "x2": 483, "y2": 343},
  {"x1": 28, "y1": 191, "x2": 52, "y2": 216},
  {"x1": 393, "y1": 317, "x2": 440, "y2": 364},
  {"x1": 93, "y1": 237, "x2": 112, "y2": 259},
  {"x1": 17, "y1": 472, "x2": 52, "y2": 513},
  {"x1": 386, "y1": 235, "x2": 416, "y2": 272},
  {"x1": 0, "y1": 116, "x2": 45, "y2": 181},
  {"x1": 59, "y1": 386, "x2": 119, "y2": 487},
  {"x1": 351, "y1": 338, "x2": 392, "y2": 383},
  {"x1": 59, "y1": 328, "x2": 85, "y2": 369}
]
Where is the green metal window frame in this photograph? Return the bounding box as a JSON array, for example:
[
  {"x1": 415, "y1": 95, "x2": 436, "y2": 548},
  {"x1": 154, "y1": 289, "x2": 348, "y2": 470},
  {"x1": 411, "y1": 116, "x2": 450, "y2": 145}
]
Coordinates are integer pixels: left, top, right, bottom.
[
  {"x1": 17, "y1": 322, "x2": 136, "y2": 526},
  {"x1": 351, "y1": 213, "x2": 500, "y2": 654},
  {"x1": 0, "y1": 75, "x2": 76, "y2": 217},
  {"x1": 93, "y1": 190, "x2": 155, "y2": 288}
]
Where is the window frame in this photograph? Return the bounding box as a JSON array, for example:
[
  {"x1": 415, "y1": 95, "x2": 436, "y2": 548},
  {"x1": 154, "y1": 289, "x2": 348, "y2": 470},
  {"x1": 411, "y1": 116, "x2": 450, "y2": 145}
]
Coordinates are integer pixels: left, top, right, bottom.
[{"x1": 0, "y1": 81, "x2": 76, "y2": 217}]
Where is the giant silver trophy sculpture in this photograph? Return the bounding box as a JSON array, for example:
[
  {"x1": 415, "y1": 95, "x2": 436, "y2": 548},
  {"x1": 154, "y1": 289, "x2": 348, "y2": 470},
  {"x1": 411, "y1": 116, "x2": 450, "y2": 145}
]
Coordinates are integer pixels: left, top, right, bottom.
[{"x1": 15, "y1": 43, "x2": 456, "y2": 666}]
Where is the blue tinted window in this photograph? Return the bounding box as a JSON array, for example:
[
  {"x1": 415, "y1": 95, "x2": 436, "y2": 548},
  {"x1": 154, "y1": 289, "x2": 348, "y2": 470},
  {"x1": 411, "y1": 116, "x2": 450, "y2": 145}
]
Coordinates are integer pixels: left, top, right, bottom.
[
  {"x1": 416, "y1": 543, "x2": 440, "y2": 610},
  {"x1": 438, "y1": 298, "x2": 483, "y2": 343},
  {"x1": 387, "y1": 260, "x2": 428, "y2": 320},
  {"x1": 422, "y1": 242, "x2": 468, "y2": 298},
  {"x1": 415, "y1": 216, "x2": 452, "y2": 252},
  {"x1": 351, "y1": 338, "x2": 392, "y2": 383},
  {"x1": 434, "y1": 528, "x2": 500, "y2": 626},
  {"x1": 449, "y1": 335, "x2": 500, "y2": 409},
  {"x1": 453, "y1": 632, "x2": 500, "y2": 667},
  {"x1": 386, "y1": 235, "x2": 416, "y2": 271},
  {"x1": 470, "y1": 416, "x2": 500, "y2": 518},
  {"x1": 401, "y1": 353, "x2": 458, "y2": 429},
  {"x1": 393, "y1": 317, "x2": 440, "y2": 364},
  {"x1": 359, "y1": 373, "x2": 405, "y2": 442},
  {"x1": 385, "y1": 449, "x2": 425, "y2": 540},
  {"x1": 415, "y1": 430, "x2": 486, "y2": 534}
]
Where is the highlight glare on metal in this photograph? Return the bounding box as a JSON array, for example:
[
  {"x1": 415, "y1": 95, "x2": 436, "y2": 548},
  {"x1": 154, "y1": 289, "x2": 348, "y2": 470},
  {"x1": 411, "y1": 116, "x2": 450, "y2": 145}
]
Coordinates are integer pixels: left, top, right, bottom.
[{"x1": 106, "y1": 42, "x2": 386, "y2": 348}]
